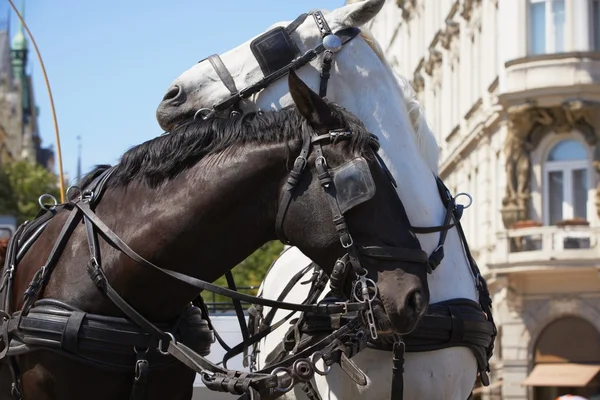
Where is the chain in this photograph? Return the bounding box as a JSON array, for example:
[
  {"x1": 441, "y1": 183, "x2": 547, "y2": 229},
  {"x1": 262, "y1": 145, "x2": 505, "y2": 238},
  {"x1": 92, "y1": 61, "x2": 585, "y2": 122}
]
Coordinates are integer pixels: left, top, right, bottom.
[{"x1": 353, "y1": 274, "x2": 378, "y2": 340}]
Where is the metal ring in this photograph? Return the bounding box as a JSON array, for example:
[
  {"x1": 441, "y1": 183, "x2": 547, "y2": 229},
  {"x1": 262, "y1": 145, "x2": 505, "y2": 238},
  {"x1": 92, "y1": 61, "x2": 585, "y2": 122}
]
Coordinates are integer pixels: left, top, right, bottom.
[
  {"x1": 363, "y1": 278, "x2": 379, "y2": 301},
  {"x1": 38, "y1": 194, "x2": 58, "y2": 210},
  {"x1": 454, "y1": 192, "x2": 473, "y2": 209},
  {"x1": 271, "y1": 367, "x2": 294, "y2": 392},
  {"x1": 66, "y1": 186, "x2": 82, "y2": 200},
  {"x1": 133, "y1": 346, "x2": 149, "y2": 355},
  {"x1": 311, "y1": 352, "x2": 332, "y2": 376},
  {"x1": 157, "y1": 332, "x2": 176, "y2": 356},
  {"x1": 194, "y1": 108, "x2": 214, "y2": 120}
]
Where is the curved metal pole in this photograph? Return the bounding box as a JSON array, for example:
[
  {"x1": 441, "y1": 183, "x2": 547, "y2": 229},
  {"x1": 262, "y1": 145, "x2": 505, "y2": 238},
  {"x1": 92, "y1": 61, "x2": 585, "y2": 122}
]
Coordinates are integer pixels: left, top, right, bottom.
[{"x1": 7, "y1": 0, "x2": 65, "y2": 202}]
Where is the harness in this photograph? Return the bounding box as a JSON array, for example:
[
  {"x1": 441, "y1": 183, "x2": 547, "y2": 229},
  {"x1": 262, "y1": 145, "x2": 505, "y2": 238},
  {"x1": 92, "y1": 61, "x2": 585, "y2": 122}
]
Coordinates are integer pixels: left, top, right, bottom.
[
  {"x1": 0, "y1": 115, "x2": 439, "y2": 399},
  {"x1": 186, "y1": 8, "x2": 497, "y2": 400},
  {"x1": 253, "y1": 178, "x2": 497, "y2": 400}
]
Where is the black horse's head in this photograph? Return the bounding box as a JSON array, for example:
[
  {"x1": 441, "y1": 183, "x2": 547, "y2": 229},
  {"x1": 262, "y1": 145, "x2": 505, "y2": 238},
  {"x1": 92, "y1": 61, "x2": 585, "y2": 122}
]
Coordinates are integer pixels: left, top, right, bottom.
[{"x1": 273, "y1": 72, "x2": 430, "y2": 335}]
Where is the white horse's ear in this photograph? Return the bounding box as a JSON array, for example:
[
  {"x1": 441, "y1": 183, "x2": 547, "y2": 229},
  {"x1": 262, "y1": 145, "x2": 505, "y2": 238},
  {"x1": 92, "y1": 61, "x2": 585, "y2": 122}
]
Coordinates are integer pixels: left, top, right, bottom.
[
  {"x1": 288, "y1": 71, "x2": 334, "y2": 131},
  {"x1": 333, "y1": 0, "x2": 385, "y2": 28}
]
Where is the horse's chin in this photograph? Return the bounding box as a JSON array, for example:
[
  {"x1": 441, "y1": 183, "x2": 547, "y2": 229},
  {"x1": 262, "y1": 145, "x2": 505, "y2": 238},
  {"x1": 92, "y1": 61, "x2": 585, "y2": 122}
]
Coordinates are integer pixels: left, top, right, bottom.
[{"x1": 157, "y1": 110, "x2": 196, "y2": 133}]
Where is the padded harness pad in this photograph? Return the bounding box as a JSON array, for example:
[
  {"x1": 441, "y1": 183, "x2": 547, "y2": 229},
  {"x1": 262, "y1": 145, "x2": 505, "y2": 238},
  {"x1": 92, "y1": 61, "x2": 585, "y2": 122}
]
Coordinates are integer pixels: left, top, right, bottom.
[{"x1": 4, "y1": 300, "x2": 215, "y2": 372}]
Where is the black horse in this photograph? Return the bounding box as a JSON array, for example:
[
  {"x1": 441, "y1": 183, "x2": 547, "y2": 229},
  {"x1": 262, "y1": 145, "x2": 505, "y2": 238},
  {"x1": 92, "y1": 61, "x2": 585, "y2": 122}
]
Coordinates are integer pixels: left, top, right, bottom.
[{"x1": 0, "y1": 72, "x2": 429, "y2": 399}]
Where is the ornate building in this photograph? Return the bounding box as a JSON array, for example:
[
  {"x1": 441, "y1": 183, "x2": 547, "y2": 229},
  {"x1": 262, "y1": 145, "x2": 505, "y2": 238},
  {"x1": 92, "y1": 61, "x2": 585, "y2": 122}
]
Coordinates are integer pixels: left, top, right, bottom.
[
  {"x1": 0, "y1": 3, "x2": 53, "y2": 170},
  {"x1": 364, "y1": 0, "x2": 600, "y2": 398}
]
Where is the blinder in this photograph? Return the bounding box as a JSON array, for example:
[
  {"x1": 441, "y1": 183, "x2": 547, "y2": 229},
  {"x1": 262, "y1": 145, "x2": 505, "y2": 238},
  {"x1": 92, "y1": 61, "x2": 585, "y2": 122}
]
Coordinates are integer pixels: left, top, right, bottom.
[
  {"x1": 250, "y1": 26, "x2": 300, "y2": 76},
  {"x1": 330, "y1": 157, "x2": 376, "y2": 214}
]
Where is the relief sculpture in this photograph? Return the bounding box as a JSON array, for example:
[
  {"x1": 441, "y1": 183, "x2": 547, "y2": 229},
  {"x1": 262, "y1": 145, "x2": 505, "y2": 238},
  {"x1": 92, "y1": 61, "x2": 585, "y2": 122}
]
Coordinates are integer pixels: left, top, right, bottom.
[{"x1": 502, "y1": 102, "x2": 600, "y2": 228}]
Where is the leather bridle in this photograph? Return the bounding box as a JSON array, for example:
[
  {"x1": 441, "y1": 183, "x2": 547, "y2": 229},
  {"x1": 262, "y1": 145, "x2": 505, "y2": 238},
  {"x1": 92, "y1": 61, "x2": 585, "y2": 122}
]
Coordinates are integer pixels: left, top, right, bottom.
[{"x1": 194, "y1": 11, "x2": 360, "y2": 120}]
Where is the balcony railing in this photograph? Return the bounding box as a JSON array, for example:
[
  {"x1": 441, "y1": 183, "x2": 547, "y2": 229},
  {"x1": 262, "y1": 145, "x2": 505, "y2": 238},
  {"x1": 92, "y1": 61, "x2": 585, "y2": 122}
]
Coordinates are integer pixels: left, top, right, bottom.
[{"x1": 490, "y1": 225, "x2": 600, "y2": 270}]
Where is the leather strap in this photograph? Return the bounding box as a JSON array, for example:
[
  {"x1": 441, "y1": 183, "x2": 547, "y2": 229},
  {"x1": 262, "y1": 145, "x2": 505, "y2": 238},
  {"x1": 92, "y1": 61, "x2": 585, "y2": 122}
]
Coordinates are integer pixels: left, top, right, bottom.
[
  {"x1": 391, "y1": 340, "x2": 405, "y2": 400},
  {"x1": 207, "y1": 54, "x2": 238, "y2": 96},
  {"x1": 75, "y1": 201, "x2": 367, "y2": 315},
  {"x1": 209, "y1": 27, "x2": 361, "y2": 115}
]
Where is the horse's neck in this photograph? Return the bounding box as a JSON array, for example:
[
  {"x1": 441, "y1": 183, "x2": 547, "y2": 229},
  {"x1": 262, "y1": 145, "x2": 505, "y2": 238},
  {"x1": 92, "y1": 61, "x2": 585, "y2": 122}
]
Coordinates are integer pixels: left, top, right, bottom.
[{"x1": 92, "y1": 149, "x2": 283, "y2": 318}]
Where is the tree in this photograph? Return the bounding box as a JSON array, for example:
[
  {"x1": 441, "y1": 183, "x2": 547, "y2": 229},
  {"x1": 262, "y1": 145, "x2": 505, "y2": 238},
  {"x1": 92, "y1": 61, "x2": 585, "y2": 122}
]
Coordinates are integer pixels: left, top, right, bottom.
[
  {"x1": 206, "y1": 241, "x2": 285, "y2": 311},
  {"x1": 2, "y1": 161, "x2": 60, "y2": 223},
  {"x1": 0, "y1": 168, "x2": 18, "y2": 216}
]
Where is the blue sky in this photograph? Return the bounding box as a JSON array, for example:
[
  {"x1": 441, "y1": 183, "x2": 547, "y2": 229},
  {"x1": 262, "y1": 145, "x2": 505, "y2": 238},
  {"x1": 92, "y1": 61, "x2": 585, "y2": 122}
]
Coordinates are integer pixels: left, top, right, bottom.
[{"x1": 8, "y1": 0, "x2": 344, "y2": 185}]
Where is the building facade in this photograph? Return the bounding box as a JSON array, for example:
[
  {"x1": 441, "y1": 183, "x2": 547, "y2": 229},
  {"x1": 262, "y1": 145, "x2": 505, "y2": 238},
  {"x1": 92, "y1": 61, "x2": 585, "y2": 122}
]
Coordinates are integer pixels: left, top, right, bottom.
[{"x1": 364, "y1": 0, "x2": 600, "y2": 399}]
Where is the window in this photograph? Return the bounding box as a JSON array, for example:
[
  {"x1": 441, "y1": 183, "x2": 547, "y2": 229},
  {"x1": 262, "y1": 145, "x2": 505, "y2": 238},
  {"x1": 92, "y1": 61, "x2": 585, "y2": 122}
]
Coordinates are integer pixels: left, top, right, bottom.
[
  {"x1": 529, "y1": 0, "x2": 565, "y2": 55},
  {"x1": 543, "y1": 140, "x2": 589, "y2": 225},
  {"x1": 593, "y1": 0, "x2": 600, "y2": 50}
]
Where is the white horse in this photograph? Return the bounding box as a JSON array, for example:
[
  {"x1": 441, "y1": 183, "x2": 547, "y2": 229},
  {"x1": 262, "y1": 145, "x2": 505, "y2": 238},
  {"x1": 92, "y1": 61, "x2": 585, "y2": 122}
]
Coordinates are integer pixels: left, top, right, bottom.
[{"x1": 155, "y1": 1, "x2": 482, "y2": 399}]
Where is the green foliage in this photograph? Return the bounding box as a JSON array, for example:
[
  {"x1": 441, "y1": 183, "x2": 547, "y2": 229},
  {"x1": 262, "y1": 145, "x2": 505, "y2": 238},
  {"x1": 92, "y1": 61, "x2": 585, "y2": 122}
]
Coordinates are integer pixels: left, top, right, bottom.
[
  {"x1": 0, "y1": 161, "x2": 59, "y2": 223},
  {"x1": 205, "y1": 241, "x2": 285, "y2": 311},
  {"x1": 0, "y1": 168, "x2": 17, "y2": 216}
]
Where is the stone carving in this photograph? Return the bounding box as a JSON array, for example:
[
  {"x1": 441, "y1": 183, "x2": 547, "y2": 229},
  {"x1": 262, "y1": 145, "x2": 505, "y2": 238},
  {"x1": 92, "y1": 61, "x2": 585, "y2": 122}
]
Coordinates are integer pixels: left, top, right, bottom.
[
  {"x1": 424, "y1": 49, "x2": 442, "y2": 76},
  {"x1": 460, "y1": 0, "x2": 475, "y2": 21},
  {"x1": 501, "y1": 101, "x2": 600, "y2": 228},
  {"x1": 396, "y1": 0, "x2": 417, "y2": 20},
  {"x1": 411, "y1": 71, "x2": 425, "y2": 94},
  {"x1": 440, "y1": 19, "x2": 460, "y2": 49}
]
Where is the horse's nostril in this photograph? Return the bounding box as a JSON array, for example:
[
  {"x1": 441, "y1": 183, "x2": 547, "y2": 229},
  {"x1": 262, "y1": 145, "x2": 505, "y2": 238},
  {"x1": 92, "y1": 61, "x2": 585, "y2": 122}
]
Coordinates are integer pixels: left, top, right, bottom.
[
  {"x1": 163, "y1": 85, "x2": 181, "y2": 101},
  {"x1": 408, "y1": 290, "x2": 424, "y2": 315}
]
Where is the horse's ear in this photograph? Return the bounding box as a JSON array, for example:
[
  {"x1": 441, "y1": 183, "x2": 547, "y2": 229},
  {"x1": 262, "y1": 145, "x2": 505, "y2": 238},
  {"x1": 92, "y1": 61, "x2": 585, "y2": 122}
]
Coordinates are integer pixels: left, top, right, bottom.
[
  {"x1": 333, "y1": 0, "x2": 385, "y2": 27},
  {"x1": 288, "y1": 70, "x2": 334, "y2": 130}
]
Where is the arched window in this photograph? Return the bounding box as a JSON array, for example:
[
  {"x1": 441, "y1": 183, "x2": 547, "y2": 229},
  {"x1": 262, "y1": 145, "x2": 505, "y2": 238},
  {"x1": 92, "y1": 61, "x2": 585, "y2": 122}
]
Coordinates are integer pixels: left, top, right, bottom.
[{"x1": 543, "y1": 139, "x2": 589, "y2": 225}]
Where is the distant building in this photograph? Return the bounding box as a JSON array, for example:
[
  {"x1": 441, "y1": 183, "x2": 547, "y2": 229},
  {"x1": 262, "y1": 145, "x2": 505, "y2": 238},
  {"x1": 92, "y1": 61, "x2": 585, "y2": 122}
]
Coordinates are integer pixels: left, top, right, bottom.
[
  {"x1": 365, "y1": 0, "x2": 600, "y2": 399},
  {"x1": 0, "y1": 1, "x2": 53, "y2": 170}
]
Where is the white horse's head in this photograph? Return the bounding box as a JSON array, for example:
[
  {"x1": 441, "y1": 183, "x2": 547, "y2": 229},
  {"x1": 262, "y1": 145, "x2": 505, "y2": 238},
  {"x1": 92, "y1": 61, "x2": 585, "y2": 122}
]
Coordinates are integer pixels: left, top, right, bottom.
[
  {"x1": 157, "y1": 1, "x2": 378, "y2": 120},
  {"x1": 156, "y1": 0, "x2": 477, "y2": 333}
]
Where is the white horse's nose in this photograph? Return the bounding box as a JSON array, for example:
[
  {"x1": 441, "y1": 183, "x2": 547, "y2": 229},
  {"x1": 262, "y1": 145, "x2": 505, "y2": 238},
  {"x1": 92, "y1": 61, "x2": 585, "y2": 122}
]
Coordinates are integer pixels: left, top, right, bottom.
[
  {"x1": 156, "y1": 84, "x2": 192, "y2": 131},
  {"x1": 162, "y1": 85, "x2": 183, "y2": 103}
]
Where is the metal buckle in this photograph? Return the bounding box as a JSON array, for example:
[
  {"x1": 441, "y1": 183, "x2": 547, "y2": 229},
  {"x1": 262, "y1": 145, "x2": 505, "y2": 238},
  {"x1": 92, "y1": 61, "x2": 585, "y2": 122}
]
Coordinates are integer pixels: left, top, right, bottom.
[
  {"x1": 334, "y1": 301, "x2": 348, "y2": 314},
  {"x1": 294, "y1": 156, "x2": 308, "y2": 171},
  {"x1": 340, "y1": 233, "x2": 354, "y2": 248}
]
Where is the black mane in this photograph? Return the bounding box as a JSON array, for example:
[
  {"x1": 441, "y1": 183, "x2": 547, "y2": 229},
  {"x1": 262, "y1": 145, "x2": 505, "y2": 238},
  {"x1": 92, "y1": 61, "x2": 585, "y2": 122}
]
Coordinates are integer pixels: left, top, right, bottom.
[{"x1": 83, "y1": 105, "x2": 375, "y2": 189}]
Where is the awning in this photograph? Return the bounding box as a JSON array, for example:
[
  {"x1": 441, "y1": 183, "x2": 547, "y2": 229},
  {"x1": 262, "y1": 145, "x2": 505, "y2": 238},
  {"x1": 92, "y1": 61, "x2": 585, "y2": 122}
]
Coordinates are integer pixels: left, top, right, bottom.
[
  {"x1": 522, "y1": 363, "x2": 600, "y2": 387},
  {"x1": 471, "y1": 380, "x2": 502, "y2": 394}
]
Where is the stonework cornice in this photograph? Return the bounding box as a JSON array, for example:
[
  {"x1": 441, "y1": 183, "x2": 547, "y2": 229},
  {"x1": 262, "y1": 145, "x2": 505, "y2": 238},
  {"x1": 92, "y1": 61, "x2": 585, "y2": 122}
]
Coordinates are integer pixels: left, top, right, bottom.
[{"x1": 501, "y1": 101, "x2": 600, "y2": 228}]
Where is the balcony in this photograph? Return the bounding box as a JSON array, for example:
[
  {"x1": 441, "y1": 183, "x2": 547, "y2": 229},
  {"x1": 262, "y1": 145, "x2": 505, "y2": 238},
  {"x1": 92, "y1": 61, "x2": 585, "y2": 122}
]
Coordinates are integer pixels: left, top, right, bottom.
[
  {"x1": 488, "y1": 224, "x2": 600, "y2": 274},
  {"x1": 502, "y1": 52, "x2": 600, "y2": 100}
]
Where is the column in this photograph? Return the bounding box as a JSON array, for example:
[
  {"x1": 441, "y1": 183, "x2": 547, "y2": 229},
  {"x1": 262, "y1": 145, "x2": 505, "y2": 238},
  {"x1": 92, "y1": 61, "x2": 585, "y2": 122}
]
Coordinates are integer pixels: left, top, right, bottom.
[{"x1": 571, "y1": 0, "x2": 591, "y2": 51}]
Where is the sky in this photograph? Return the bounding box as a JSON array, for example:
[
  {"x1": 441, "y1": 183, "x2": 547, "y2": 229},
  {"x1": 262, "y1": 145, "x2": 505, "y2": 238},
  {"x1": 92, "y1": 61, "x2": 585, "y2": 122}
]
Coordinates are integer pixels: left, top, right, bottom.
[{"x1": 7, "y1": 0, "x2": 344, "y2": 186}]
